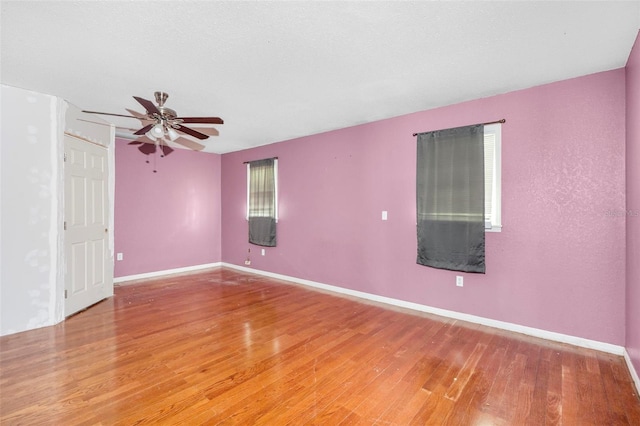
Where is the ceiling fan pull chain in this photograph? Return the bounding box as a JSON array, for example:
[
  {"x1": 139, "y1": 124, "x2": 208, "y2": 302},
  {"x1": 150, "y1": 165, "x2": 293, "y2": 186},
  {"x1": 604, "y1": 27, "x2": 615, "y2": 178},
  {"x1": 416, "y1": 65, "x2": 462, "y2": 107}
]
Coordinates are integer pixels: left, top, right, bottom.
[{"x1": 153, "y1": 141, "x2": 159, "y2": 173}]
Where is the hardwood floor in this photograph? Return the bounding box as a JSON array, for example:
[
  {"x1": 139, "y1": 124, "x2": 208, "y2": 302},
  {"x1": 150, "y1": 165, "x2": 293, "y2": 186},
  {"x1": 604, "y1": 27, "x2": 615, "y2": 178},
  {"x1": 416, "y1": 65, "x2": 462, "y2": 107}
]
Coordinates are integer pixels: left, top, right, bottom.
[{"x1": 1, "y1": 267, "x2": 639, "y2": 425}]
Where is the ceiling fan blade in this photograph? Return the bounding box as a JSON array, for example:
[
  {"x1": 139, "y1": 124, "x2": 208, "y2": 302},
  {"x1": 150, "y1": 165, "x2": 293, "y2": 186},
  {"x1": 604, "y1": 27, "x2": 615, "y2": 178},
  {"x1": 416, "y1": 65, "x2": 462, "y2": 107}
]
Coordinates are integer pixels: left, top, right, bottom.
[
  {"x1": 172, "y1": 137, "x2": 206, "y2": 151},
  {"x1": 133, "y1": 96, "x2": 160, "y2": 116},
  {"x1": 129, "y1": 135, "x2": 155, "y2": 145},
  {"x1": 138, "y1": 143, "x2": 156, "y2": 155},
  {"x1": 174, "y1": 125, "x2": 209, "y2": 140},
  {"x1": 80, "y1": 119, "x2": 152, "y2": 141},
  {"x1": 190, "y1": 126, "x2": 219, "y2": 136},
  {"x1": 158, "y1": 141, "x2": 174, "y2": 157},
  {"x1": 133, "y1": 124, "x2": 154, "y2": 136},
  {"x1": 125, "y1": 108, "x2": 154, "y2": 122},
  {"x1": 118, "y1": 126, "x2": 142, "y2": 132},
  {"x1": 82, "y1": 110, "x2": 138, "y2": 119},
  {"x1": 77, "y1": 118, "x2": 113, "y2": 127},
  {"x1": 177, "y1": 117, "x2": 224, "y2": 125}
]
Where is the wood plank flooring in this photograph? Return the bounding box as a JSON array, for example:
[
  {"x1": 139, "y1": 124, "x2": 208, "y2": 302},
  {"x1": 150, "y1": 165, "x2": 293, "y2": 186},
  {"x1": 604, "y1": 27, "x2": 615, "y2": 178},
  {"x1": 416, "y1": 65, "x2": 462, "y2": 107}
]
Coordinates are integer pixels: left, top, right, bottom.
[{"x1": 1, "y1": 267, "x2": 639, "y2": 425}]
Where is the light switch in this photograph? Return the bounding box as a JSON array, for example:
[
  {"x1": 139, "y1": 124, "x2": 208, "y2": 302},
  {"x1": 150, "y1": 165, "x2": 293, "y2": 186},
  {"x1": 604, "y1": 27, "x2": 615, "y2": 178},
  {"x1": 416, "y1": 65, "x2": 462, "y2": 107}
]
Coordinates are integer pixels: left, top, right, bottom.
[{"x1": 382, "y1": 211, "x2": 388, "y2": 221}]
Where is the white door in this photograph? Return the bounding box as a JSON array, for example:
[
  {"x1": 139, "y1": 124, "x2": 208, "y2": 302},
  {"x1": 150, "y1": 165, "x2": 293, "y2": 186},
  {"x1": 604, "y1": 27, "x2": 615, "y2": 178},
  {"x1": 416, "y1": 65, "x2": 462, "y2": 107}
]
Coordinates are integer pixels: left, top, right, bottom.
[{"x1": 64, "y1": 135, "x2": 112, "y2": 316}]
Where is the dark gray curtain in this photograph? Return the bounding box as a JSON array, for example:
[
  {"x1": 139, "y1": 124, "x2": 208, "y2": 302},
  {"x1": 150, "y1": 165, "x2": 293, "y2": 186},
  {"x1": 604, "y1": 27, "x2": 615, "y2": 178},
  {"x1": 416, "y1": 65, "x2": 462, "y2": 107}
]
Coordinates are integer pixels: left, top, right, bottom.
[
  {"x1": 248, "y1": 158, "x2": 276, "y2": 247},
  {"x1": 416, "y1": 124, "x2": 485, "y2": 273}
]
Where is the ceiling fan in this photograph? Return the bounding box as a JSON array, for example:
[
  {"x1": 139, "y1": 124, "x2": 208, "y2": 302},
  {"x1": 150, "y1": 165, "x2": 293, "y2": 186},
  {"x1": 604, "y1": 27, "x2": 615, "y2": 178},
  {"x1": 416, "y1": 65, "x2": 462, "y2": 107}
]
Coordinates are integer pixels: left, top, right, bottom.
[{"x1": 82, "y1": 91, "x2": 223, "y2": 156}]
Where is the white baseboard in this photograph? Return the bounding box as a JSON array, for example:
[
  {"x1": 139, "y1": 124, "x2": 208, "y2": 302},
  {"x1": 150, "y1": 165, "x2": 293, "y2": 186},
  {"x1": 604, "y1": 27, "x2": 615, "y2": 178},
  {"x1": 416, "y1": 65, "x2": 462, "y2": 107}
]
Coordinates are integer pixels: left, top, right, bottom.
[
  {"x1": 113, "y1": 261, "x2": 637, "y2": 391},
  {"x1": 221, "y1": 262, "x2": 626, "y2": 356},
  {"x1": 624, "y1": 349, "x2": 640, "y2": 395},
  {"x1": 114, "y1": 262, "x2": 222, "y2": 284}
]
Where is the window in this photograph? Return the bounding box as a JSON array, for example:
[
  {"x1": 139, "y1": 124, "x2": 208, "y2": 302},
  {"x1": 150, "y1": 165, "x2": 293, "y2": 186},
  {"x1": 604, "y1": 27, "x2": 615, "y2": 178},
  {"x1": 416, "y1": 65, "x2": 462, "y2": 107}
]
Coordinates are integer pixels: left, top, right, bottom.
[
  {"x1": 246, "y1": 158, "x2": 278, "y2": 246},
  {"x1": 416, "y1": 124, "x2": 486, "y2": 272},
  {"x1": 483, "y1": 123, "x2": 502, "y2": 232},
  {"x1": 416, "y1": 124, "x2": 502, "y2": 231},
  {"x1": 415, "y1": 122, "x2": 502, "y2": 273}
]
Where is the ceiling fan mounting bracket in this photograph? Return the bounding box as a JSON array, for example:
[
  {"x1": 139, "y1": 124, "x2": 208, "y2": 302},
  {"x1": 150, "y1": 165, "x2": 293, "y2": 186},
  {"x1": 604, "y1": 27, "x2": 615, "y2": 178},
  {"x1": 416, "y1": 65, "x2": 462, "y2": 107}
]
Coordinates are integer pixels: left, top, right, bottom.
[{"x1": 154, "y1": 91, "x2": 169, "y2": 107}]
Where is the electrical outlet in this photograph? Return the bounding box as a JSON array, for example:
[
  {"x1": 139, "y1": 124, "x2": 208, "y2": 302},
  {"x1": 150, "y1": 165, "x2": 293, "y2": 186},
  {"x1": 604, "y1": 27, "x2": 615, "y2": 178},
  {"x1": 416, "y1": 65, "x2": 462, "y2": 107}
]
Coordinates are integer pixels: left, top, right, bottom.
[
  {"x1": 456, "y1": 276, "x2": 463, "y2": 287},
  {"x1": 261, "y1": 248, "x2": 265, "y2": 256},
  {"x1": 117, "y1": 253, "x2": 123, "y2": 261},
  {"x1": 245, "y1": 260, "x2": 251, "y2": 265}
]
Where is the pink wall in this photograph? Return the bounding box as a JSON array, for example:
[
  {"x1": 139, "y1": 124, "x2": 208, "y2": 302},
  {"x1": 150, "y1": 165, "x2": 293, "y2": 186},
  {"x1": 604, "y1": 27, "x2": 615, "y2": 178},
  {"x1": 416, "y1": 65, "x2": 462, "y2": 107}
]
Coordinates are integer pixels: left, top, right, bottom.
[
  {"x1": 626, "y1": 31, "x2": 640, "y2": 376},
  {"x1": 114, "y1": 139, "x2": 222, "y2": 277},
  {"x1": 221, "y1": 69, "x2": 627, "y2": 345}
]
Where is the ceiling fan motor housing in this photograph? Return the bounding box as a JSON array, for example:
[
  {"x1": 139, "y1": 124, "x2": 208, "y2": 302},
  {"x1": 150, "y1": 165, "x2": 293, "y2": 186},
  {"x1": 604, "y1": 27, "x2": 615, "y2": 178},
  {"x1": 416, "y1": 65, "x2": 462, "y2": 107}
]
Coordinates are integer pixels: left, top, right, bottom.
[{"x1": 156, "y1": 107, "x2": 177, "y2": 121}]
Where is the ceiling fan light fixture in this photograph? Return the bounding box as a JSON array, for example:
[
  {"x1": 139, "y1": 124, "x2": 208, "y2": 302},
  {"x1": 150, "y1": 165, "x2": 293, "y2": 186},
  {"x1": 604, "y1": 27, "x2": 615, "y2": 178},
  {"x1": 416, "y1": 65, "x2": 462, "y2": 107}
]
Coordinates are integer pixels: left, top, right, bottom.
[
  {"x1": 145, "y1": 131, "x2": 158, "y2": 141},
  {"x1": 167, "y1": 127, "x2": 179, "y2": 141},
  {"x1": 150, "y1": 123, "x2": 164, "y2": 138}
]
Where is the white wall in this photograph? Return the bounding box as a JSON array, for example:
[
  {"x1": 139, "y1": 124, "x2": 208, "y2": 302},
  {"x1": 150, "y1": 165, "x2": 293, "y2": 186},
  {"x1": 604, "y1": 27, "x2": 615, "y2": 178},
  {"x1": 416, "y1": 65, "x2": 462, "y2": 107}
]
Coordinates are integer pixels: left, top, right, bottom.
[
  {"x1": 0, "y1": 85, "x2": 114, "y2": 336},
  {"x1": 1, "y1": 85, "x2": 65, "y2": 335}
]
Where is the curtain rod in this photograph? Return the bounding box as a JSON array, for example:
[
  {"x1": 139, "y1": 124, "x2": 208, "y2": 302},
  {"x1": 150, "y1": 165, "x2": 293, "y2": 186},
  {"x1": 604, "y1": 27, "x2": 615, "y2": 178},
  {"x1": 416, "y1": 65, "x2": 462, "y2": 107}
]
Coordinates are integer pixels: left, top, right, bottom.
[
  {"x1": 243, "y1": 157, "x2": 278, "y2": 164},
  {"x1": 412, "y1": 119, "x2": 505, "y2": 137}
]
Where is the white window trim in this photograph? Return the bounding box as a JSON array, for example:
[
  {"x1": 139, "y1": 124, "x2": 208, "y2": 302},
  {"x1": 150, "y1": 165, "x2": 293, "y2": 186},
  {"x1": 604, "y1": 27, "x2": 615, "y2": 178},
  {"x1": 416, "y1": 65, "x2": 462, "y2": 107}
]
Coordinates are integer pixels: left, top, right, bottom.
[
  {"x1": 246, "y1": 163, "x2": 250, "y2": 221},
  {"x1": 484, "y1": 123, "x2": 502, "y2": 232},
  {"x1": 273, "y1": 158, "x2": 278, "y2": 223}
]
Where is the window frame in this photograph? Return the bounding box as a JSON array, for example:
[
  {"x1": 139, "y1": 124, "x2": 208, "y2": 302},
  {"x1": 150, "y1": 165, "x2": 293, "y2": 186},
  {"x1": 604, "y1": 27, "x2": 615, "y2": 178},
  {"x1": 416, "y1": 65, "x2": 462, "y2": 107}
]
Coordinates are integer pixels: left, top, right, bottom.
[{"x1": 484, "y1": 123, "x2": 502, "y2": 232}]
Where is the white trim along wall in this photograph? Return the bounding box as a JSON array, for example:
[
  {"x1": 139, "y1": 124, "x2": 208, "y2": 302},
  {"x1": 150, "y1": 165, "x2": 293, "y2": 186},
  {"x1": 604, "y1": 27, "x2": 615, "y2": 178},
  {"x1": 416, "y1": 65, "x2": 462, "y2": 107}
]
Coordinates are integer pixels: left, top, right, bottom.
[
  {"x1": 116, "y1": 262, "x2": 625, "y2": 355},
  {"x1": 113, "y1": 262, "x2": 638, "y2": 395},
  {"x1": 221, "y1": 263, "x2": 624, "y2": 354},
  {"x1": 114, "y1": 263, "x2": 222, "y2": 284},
  {"x1": 222, "y1": 263, "x2": 639, "y2": 394}
]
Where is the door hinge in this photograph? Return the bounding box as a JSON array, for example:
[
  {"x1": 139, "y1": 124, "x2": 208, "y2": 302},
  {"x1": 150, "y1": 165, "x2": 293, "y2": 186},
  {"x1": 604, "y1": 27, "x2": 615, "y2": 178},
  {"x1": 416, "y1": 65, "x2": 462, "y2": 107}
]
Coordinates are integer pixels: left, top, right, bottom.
[
  {"x1": 64, "y1": 221, "x2": 67, "y2": 230},
  {"x1": 64, "y1": 289, "x2": 68, "y2": 299},
  {"x1": 64, "y1": 152, "x2": 67, "y2": 162}
]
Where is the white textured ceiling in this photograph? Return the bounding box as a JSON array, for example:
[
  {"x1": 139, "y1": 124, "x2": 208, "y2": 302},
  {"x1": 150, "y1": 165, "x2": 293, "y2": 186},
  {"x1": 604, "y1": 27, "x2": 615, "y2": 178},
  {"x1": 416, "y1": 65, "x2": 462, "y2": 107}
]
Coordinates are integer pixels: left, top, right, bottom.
[{"x1": 2, "y1": 1, "x2": 639, "y2": 154}]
